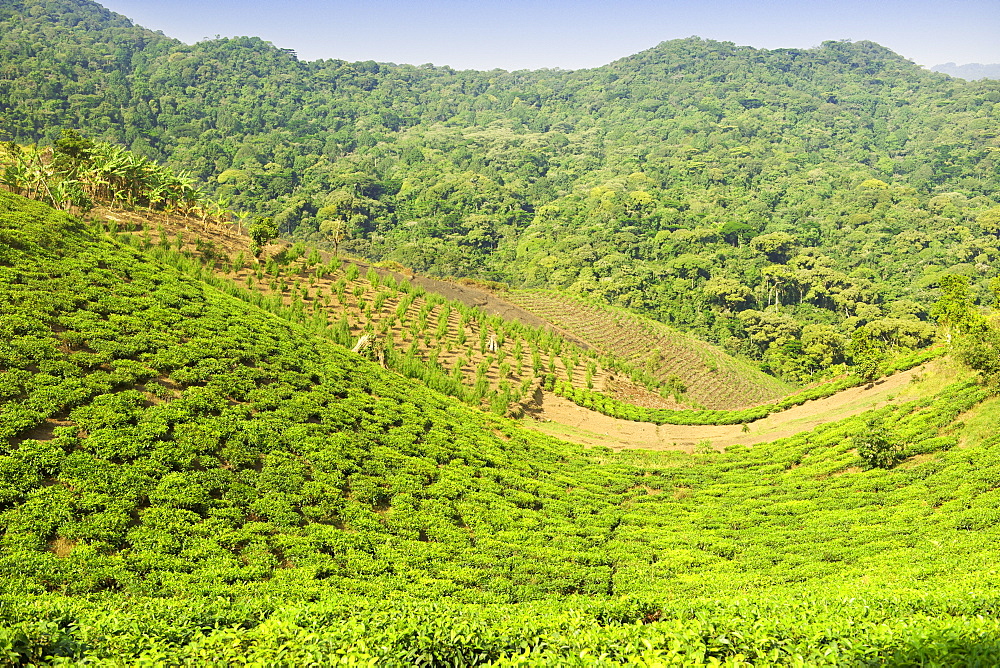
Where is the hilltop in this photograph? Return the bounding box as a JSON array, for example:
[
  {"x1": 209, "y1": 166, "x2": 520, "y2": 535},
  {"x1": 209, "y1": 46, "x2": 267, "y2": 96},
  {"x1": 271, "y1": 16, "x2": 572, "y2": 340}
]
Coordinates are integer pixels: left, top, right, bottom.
[{"x1": 2, "y1": 0, "x2": 998, "y2": 384}]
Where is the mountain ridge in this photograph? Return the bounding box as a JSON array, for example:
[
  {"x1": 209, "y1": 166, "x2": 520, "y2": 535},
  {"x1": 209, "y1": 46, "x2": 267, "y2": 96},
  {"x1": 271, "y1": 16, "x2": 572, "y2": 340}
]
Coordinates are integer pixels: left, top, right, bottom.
[
  {"x1": 931, "y1": 62, "x2": 1000, "y2": 80},
  {"x1": 2, "y1": 0, "x2": 998, "y2": 386}
]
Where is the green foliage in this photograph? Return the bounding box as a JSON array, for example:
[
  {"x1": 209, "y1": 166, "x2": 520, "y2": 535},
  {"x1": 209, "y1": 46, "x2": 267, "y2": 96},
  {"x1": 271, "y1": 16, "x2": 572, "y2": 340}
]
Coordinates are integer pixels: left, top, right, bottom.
[
  {"x1": 552, "y1": 345, "x2": 941, "y2": 425},
  {"x1": 1, "y1": 138, "x2": 213, "y2": 215},
  {"x1": 248, "y1": 217, "x2": 278, "y2": 252},
  {"x1": 958, "y1": 318, "x2": 1000, "y2": 393},
  {"x1": 932, "y1": 274, "x2": 976, "y2": 338},
  {"x1": 2, "y1": 2, "x2": 998, "y2": 378},
  {"x1": 8, "y1": 592, "x2": 1000, "y2": 665},
  {"x1": 852, "y1": 416, "x2": 905, "y2": 469},
  {"x1": 4, "y1": 7, "x2": 1000, "y2": 660},
  {"x1": 850, "y1": 326, "x2": 888, "y2": 383},
  {"x1": 0, "y1": 193, "x2": 994, "y2": 659}
]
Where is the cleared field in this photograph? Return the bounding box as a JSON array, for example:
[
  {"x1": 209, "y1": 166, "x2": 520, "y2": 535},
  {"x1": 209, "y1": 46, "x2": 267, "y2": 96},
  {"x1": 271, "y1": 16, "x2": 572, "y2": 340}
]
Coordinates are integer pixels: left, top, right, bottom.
[
  {"x1": 507, "y1": 289, "x2": 793, "y2": 410},
  {"x1": 104, "y1": 209, "x2": 794, "y2": 420},
  {"x1": 105, "y1": 209, "x2": 639, "y2": 414},
  {"x1": 526, "y1": 362, "x2": 936, "y2": 451}
]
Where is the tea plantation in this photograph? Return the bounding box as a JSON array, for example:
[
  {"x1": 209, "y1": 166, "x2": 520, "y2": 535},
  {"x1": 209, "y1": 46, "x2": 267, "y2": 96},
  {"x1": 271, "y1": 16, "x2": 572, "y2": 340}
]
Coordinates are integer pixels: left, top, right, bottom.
[{"x1": 3, "y1": 190, "x2": 1000, "y2": 664}]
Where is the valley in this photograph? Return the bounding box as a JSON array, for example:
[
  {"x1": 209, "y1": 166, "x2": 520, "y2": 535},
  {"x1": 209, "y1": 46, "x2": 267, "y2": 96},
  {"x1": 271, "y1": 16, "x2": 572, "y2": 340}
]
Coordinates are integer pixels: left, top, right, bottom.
[
  {"x1": 1, "y1": 0, "x2": 1000, "y2": 663},
  {"x1": 528, "y1": 361, "x2": 932, "y2": 451}
]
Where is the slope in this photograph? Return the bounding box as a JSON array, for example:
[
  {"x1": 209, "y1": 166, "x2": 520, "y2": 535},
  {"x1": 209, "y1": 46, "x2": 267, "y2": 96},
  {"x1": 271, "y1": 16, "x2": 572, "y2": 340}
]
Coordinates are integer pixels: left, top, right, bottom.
[
  {"x1": 0, "y1": 190, "x2": 638, "y2": 600},
  {"x1": 528, "y1": 360, "x2": 931, "y2": 451},
  {"x1": 508, "y1": 289, "x2": 792, "y2": 409},
  {"x1": 3, "y1": 0, "x2": 999, "y2": 385},
  {"x1": 5, "y1": 192, "x2": 1000, "y2": 663},
  {"x1": 98, "y1": 203, "x2": 795, "y2": 416}
]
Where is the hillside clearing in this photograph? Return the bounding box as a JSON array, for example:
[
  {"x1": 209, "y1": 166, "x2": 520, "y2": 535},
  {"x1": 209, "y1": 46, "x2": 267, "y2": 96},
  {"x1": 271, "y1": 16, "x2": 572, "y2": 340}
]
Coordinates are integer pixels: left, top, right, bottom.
[{"x1": 526, "y1": 362, "x2": 941, "y2": 451}]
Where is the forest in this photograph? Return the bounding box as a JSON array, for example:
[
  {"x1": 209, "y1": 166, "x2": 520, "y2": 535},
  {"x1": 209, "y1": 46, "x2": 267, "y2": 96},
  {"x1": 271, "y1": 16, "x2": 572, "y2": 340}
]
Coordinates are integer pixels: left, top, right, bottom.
[
  {"x1": 2, "y1": 0, "x2": 1000, "y2": 663},
  {"x1": 2, "y1": 0, "x2": 999, "y2": 380}
]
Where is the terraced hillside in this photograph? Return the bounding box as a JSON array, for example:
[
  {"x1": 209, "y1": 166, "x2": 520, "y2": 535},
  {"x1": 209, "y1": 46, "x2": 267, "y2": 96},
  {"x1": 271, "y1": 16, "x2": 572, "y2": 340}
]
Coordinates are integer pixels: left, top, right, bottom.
[
  {"x1": 103, "y1": 207, "x2": 748, "y2": 416},
  {"x1": 0, "y1": 190, "x2": 636, "y2": 600},
  {"x1": 7, "y1": 189, "x2": 1000, "y2": 664},
  {"x1": 508, "y1": 290, "x2": 793, "y2": 410}
]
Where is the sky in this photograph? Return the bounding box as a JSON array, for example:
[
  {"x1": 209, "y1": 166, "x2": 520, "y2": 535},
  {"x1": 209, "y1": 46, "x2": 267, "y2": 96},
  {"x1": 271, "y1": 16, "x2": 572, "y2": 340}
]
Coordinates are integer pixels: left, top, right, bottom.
[{"x1": 98, "y1": 0, "x2": 1000, "y2": 72}]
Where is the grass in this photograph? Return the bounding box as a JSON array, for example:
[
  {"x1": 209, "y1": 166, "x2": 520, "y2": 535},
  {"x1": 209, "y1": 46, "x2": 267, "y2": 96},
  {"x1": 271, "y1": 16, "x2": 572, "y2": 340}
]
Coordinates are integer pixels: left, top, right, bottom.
[{"x1": 958, "y1": 395, "x2": 1000, "y2": 449}]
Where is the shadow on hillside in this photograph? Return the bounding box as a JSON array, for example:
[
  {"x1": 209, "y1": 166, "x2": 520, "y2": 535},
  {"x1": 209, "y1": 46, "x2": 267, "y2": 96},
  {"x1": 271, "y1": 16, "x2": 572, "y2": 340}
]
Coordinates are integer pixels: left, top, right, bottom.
[{"x1": 876, "y1": 637, "x2": 1000, "y2": 666}]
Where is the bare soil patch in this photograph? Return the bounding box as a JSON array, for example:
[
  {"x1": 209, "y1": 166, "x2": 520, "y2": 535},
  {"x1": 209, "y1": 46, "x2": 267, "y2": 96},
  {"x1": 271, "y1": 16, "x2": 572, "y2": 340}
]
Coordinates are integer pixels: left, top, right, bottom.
[{"x1": 524, "y1": 366, "x2": 926, "y2": 452}]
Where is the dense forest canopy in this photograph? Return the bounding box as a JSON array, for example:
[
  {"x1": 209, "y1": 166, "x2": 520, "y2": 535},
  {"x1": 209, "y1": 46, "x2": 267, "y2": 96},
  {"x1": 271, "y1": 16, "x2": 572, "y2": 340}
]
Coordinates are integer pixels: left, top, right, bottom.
[{"x1": 1, "y1": 0, "x2": 999, "y2": 380}]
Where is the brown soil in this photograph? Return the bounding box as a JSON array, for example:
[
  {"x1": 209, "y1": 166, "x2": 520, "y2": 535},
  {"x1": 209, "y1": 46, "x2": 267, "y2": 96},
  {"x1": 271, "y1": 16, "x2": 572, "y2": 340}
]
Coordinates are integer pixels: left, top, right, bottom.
[
  {"x1": 524, "y1": 365, "x2": 927, "y2": 452},
  {"x1": 505, "y1": 290, "x2": 793, "y2": 410},
  {"x1": 396, "y1": 275, "x2": 591, "y2": 350},
  {"x1": 49, "y1": 536, "x2": 76, "y2": 558}
]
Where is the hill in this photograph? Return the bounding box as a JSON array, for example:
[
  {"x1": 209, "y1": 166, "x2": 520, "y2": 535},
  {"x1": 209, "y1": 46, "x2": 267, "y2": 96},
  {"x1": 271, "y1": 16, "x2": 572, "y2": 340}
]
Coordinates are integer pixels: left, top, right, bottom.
[
  {"x1": 5, "y1": 185, "x2": 1000, "y2": 663},
  {"x1": 6, "y1": 2, "x2": 1000, "y2": 661},
  {"x1": 97, "y1": 204, "x2": 759, "y2": 414},
  {"x1": 0, "y1": 189, "x2": 632, "y2": 601},
  {"x1": 0, "y1": 137, "x2": 821, "y2": 424},
  {"x1": 932, "y1": 62, "x2": 1000, "y2": 80},
  {"x1": 507, "y1": 289, "x2": 793, "y2": 409},
  {"x1": 2, "y1": 0, "x2": 999, "y2": 382}
]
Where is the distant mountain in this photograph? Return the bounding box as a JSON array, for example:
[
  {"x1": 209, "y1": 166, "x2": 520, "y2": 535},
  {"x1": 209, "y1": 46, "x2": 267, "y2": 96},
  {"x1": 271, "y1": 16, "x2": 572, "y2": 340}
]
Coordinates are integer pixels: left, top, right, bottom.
[
  {"x1": 3, "y1": 0, "x2": 1000, "y2": 382},
  {"x1": 930, "y1": 62, "x2": 1000, "y2": 80}
]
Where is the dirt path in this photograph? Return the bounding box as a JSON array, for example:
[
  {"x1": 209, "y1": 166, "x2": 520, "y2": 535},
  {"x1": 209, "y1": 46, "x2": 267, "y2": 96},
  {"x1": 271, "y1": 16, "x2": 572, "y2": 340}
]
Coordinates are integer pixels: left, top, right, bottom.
[{"x1": 524, "y1": 365, "x2": 933, "y2": 452}]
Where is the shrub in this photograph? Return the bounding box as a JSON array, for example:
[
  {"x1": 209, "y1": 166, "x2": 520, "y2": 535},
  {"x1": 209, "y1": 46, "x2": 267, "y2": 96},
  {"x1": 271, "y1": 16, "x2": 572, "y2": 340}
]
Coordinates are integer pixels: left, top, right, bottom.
[{"x1": 852, "y1": 417, "x2": 904, "y2": 469}]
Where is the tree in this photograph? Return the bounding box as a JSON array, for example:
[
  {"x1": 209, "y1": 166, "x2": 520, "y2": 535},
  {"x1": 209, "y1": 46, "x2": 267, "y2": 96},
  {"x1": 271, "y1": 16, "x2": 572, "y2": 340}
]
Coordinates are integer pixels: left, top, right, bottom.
[
  {"x1": 977, "y1": 207, "x2": 1000, "y2": 237},
  {"x1": 801, "y1": 324, "x2": 845, "y2": 370},
  {"x1": 703, "y1": 277, "x2": 754, "y2": 308},
  {"x1": 320, "y1": 218, "x2": 347, "y2": 256},
  {"x1": 930, "y1": 274, "x2": 975, "y2": 343},
  {"x1": 249, "y1": 217, "x2": 279, "y2": 257},
  {"x1": 957, "y1": 318, "x2": 1000, "y2": 393},
  {"x1": 849, "y1": 326, "x2": 886, "y2": 384},
  {"x1": 719, "y1": 221, "x2": 754, "y2": 246},
  {"x1": 737, "y1": 309, "x2": 801, "y2": 353},
  {"x1": 750, "y1": 232, "x2": 797, "y2": 263},
  {"x1": 53, "y1": 128, "x2": 95, "y2": 171},
  {"x1": 852, "y1": 416, "x2": 904, "y2": 469}
]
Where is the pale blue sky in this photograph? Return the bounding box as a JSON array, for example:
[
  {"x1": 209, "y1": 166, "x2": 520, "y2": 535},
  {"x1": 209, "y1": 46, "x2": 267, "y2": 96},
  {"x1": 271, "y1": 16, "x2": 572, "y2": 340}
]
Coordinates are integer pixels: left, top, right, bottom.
[{"x1": 99, "y1": 0, "x2": 1000, "y2": 71}]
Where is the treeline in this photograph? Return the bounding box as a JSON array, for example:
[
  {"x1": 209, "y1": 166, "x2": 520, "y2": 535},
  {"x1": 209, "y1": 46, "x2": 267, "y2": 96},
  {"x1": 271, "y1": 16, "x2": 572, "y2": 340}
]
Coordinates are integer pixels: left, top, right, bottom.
[{"x1": 3, "y1": 0, "x2": 999, "y2": 380}]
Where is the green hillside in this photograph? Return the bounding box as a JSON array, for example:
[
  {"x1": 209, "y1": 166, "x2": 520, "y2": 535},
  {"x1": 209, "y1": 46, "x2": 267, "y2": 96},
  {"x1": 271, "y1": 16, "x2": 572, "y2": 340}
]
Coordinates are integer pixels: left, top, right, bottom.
[
  {"x1": 2, "y1": 0, "x2": 999, "y2": 382},
  {"x1": 6, "y1": 0, "x2": 1000, "y2": 662},
  {"x1": 119, "y1": 207, "x2": 796, "y2": 412},
  {"x1": 4, "y1": 187, "x2": 1000, "y2": 663},
  {"x1": 507, "y1": 289, "x2": 794, "y2": 409},
  {"x1": 0, "y1": 190, "x2": 631, "y2": 601}
]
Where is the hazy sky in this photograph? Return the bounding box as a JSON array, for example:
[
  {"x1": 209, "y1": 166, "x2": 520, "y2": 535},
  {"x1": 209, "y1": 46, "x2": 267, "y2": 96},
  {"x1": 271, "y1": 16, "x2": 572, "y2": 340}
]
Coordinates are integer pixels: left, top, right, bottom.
[{"x1": 98, "y1": 0, "x2": 1000, "y2": 71}]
